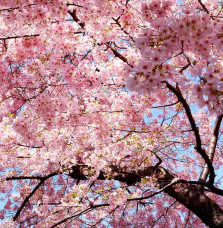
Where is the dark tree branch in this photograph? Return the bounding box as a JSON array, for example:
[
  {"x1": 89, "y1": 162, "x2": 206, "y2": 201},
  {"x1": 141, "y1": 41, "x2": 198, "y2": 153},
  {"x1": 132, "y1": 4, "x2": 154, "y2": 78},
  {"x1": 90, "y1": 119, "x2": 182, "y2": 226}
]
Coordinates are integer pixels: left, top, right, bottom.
[
  {"x1": 0, "y1": 4, "x2": 35, "y2": 12},
  {"x1": 6, "y1": 172, "x2": 58, "y2": 181},
  {"x1": 50, "y1": 204, "x2": 109, "y2": 228},
  {"x1": 68, "y1": 10, "x2": 85, "y2": 29},
  {"x1": 67, "y1": 3, "x2": 83, "y2": 7},
  {"x1": 112, "y1": 17, "x2": 135, "y2": 42},
  {"x1": 13, "y1": 180, "x2": 43, "y2": 221},
  {"x1": 6, "y1": 176, "x2": 43, "y2": 180},
  {"x1": 16, "y1": 143, "x2": 43, "y2": 148},
  {"x1": 179, "y1": 56, "x2": 191, "y2": 73},
  {"x1": 162, "y1": 81, "x2": 216, "y2": 185},
  {"x1": 105, "y1": 43, "x2": 129, "y2": 63},
  {"x1": 68, "y1": 9, "x2": 133, "y2": 68},
  {"x1": 50, "y1": 208, "x2": 94, "y2": 228},
  {"x1": 153, "y1": 100, "x2": 179, "y2": 108},
  {"x1": 151, "y1": 201, "x2": 177, "y2": 227},
  {"x1": 179, "y1": 41, "x2": 191, "y2": 73},
  {"x1": 184, "y1": 211, "x2": 191, "y2": 228},
  {"x1": 199, "y1": 114, "x2": 223, "y2": 182},
  {"x1": 0, "y1": 34, "x2": 39, "y2": 41},
  {"x1": 6, "y1": 172, "x2": 59, "y2": 221},
  {"x1": 127, "y1": 179, "x2": 181, "y2": 202},
  {"x1": 197, "y1": 0, "x2": 210, "y2": 14}
]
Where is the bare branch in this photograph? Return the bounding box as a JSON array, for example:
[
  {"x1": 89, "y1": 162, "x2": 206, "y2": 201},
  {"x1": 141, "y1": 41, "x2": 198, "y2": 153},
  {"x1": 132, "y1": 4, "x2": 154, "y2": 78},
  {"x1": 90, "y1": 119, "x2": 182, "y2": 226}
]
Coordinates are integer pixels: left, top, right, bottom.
[
  {"x1": 6, "y1": 172, "x2": 58, "y2": 181},
  {"x1": 197, "y1": 0, "x2": 209, "y2": 14},
  {"x1": 153, "y1": 100, "x2": 179, "y2": 108},
  {"x1": 128, "y1": 179, "x2": 181, "y2": 202},
  {"x1": 162, "y1": 81, "x2": 216, "y2": 185},
  {"x1": 112, "y1": 17, "x2": 135, "y2": 42},
  {"x1": 50, "y1": 204, "x2": 109, "y2": 228},
  {"x1": 105, "y1": 43, "x2": 129, "y2": 63},
  {"x1": 67, "y1": 3, "x2": 83, "y2": 7},
  {"x1": 68, "y1": 10, "x2": 85, "y2": 29},
  {"x1": 199, "y1": 114, "x2": 223, "y2": 182},
  {"x1": 7, "y1": 172, "x2": 59, "y2": 221},
  {"x1": 0, "y1": 34, "x2": 39, "y2": 41},
  {"x1": 6, "y1": 176, "x2": 42, "y2": 180},
  {"x1": 13, "y1": 180, "x2": 43, "y2": 221},
  {"x1": 0, "y1": 4, "x2": 35, "y2": 12}
]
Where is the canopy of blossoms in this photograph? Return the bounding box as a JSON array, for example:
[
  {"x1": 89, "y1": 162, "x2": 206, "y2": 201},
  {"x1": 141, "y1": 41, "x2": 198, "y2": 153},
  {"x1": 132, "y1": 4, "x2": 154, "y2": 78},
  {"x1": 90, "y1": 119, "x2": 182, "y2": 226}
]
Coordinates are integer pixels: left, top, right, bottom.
[{"x1": 0, "y1": 0, "x2": 223, "y2": 227}]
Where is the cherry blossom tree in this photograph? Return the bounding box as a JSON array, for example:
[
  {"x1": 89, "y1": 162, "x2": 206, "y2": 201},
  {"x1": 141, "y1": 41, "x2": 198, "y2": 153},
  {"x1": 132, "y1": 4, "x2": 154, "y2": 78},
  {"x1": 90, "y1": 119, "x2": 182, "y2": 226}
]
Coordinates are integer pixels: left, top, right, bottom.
[{"x1": 0, "y1": 0, "x2": 223, "y2": 227}]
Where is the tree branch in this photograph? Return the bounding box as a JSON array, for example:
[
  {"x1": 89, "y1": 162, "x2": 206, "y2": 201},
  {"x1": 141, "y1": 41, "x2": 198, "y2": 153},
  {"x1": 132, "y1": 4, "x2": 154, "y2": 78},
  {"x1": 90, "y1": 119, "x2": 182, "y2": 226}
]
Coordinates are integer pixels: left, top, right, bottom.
[
  {"x1": 49, "y1": 204, "x2": 109, "y2": 228},
  {"x1": 68, "y1": 9, "x2": 85, "y2": 29},
  {"x1": 197, "y1": 0, "x2": 209, "y2": 14},
  {"x1": 128, "y1": 179, "x2": 181, "y2": 202},
  {"x1": 112, "y1": 17, "x2": 135, "y2": 42},
  {"x1": 153, "y1": 100, "x2": 179, "y2": 108},
  {"x1": 50, "y1": 208, "x2": 94, "y2": 228},
  {"x1": 68, "y1": 9, "x2": 132, "y2": 68},
  {"x1": 199, "y1": 114, "x2": 223, "y2": 182},
  {"x1": 7, "y1": 172, "x2": 59, "y2": 221},
  {"x1": 6, "y1": 172, "x2": 58, "y2": 181},
  {"x1": 0, "y1": 34, "x2": 39, "y2": 41},
  {"x1": 105, "y1": 43, "x2": 129, "y2": 63},
  {"x1": 162, "y1": 81, "x2": 215, "y2": 185},
  {"x1": 6, "y1": 176, "x2": 43, "y2": 180}
]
